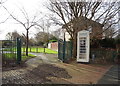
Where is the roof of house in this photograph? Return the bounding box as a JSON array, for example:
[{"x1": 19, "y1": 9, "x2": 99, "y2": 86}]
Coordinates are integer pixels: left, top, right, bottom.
[{"x1": 62, "y1": 16, "x2": 103, "y2": 30}]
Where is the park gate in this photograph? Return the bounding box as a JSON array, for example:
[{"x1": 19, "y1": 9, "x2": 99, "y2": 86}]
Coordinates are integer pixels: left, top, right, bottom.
[
  {"x1": 58, "y1": 39, "x2": 73, "y2": 62},
  {"x1": 0, "y1": 38, "x2": 21, "y2": 64}
]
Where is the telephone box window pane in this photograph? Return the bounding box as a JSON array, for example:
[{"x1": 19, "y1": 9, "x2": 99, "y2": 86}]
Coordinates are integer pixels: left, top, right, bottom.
[
  {"x1": 79, "y1": 54, "x2": 86, "y2": 59},
  {"x1": 80, "y1": 50, "x2": 86, "y2": 53},
  {"x1": 79, "y1": 37, "x2": 86, "y2": 54}
]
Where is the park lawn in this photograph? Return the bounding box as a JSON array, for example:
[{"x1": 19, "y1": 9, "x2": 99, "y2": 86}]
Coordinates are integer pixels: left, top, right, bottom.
[
  {"x1": 22, "y1": 47, "x2": 58, "y2": 54},
  {"x1": 3, "y1": 47, "x2": 58, "y2": 54},
  {"x1": 22, "y1": 53, "x2": 36, "y2": 61},
  {"x1": 3, "y1": 53, "x2": 36, "y2": 61},
  {"x1": 2, "y1": 53, "x2": 16, "y2": 59},
  {"x1": 3, "y1": 48, "x2": 16, "y2": 51}
]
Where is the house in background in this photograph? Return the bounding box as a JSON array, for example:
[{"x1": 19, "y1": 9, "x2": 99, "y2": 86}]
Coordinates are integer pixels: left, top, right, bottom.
[
  {"x1": 56, "y1": 16, "x2": 103, "y2": 41},
  {"x1": 50, "y1": 17, "x2": 103, "y2": 51}
]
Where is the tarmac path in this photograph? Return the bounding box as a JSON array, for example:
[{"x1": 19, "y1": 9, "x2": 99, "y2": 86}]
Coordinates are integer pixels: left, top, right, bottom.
[{"x1": 97, "y1": 64, "x2": 120, "y2": 84}]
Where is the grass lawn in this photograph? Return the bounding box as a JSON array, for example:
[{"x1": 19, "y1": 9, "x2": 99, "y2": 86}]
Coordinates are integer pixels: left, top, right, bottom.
[
  {"x1": 3, "y1": 47, "x2": 58, "y2": 54},
  {"x1": 3, "y1": 53, "x2": 36, "y2": 61},
  {"x1": 3, "y1": 53, "x2": 16, "y2": 59},
  {"x1": 22, "y1": 47, "x2": 58, "y2": 54},
  {"x1": 3, "y1": 48, "x2": 16, "y2": 51},
  {"x1": 21, "y1": 53, "x2": 36, "y2": 61}
]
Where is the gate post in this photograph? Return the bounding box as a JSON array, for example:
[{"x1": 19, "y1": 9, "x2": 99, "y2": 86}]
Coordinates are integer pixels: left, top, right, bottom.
[
  {"x1": 63, "y1": 33, "x2": 66, "y2": 62},
  {"x1": 58, "y1": 40, "x2": 60, "y2": 60},
  {"x1": 17, "y1": 38, "x2": 21, "y2": 64}
]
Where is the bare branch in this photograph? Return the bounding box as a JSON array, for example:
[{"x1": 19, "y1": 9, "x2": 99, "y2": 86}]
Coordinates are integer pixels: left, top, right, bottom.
[
  {"x1": 99, "y1": 19, "x2": 120, "y2": 36},
  {"x1": 47, "y1": 1, "x2": 119, "y2": 40},
  {"x1": 3, "y1": 5, "x2": 44, "y2": 56},
  {"x1": 0, "y1": 14, "x2": 10, "y2": 24},
  {"x1": 3, "y1": 6, "x2": 26, "y2": 28}
]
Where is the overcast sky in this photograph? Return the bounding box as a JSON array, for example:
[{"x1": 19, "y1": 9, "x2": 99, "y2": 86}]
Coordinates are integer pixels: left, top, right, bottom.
[
  {"x1": 0, "y1": 0, "x2": 61, "y2": 40},
  {"x1": 0, "y1": 0, "x2": 119, "y2": 40}
]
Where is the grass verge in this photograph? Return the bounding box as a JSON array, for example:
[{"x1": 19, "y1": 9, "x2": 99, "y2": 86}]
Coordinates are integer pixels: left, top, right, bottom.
[
  {"x1": 2, "y1": 53, "x2": 36, "y2": 61},
  {"x1": 3, "y1": 47, "x2": 58, "y2": 54}
]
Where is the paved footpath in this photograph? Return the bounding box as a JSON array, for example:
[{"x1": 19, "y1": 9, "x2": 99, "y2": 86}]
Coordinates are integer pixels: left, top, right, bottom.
[
  {"x1": 2, "y1": 53, "x2": 71, "y2": 84},
  {"x1": 2, "y1": 53, "x2": 114, "y2": 84},
  {"x1": 97, "y1": 64, "x2": 120, "y2": 84},
  {"x1": 26, "y1": 53, "x2": 59, "y2": 67}
]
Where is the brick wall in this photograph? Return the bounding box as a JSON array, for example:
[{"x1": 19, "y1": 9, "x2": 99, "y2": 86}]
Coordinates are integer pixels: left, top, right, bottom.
[{"x1": 48, "y1": 42, "x2": 58, "y2": 51}]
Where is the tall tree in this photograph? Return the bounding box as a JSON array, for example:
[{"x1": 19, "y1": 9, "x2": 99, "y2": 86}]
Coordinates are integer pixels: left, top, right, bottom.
[
  {"x1": 35, "y1": 16, "x2": 52, "y2": 44},
  {"x1": 47, "y1": 1, "x2": 120, "y2": 57},
  {"x1": 5, "y1": 30, "x2": 20, "y2": 40},
  {"x1": 4, "y1": 6, "x2": 42, "y2": 56},
  {"x1": 35, "y1": 31, "x2": 55, "y2": 45},
  {"x1": 118, "y1": 1, "x2": 120, "y2": 38}
]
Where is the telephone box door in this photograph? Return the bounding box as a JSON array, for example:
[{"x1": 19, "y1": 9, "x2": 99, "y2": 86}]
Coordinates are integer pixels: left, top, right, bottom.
[{"x1": 77, "y1": 30, "x2": 89, "y2": 62}]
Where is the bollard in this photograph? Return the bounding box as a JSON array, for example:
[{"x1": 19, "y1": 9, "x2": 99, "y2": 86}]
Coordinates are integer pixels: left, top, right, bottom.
[{"x1": 92, "y1": 54, "x2": 95, "y2": 62}]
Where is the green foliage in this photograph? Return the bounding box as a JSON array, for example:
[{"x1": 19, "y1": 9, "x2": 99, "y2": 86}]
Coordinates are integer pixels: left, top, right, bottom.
[
  {"x1": 115, "y1": 38, "x2": 120, "y2": 44},
  {"x1": 90, "y1": 39, "x2": 100, "y2": 48},
  {"x1": 49, "y1": 36, "x2": 58, "y2": 43},
  {"x1": 49, "y1": 40, "x2": 57, "y2": 42},
  {"x1": 91, "y1": 38, "x2": 116, "y2": 48},
  {"x1": 99, "y1": 38, "x2": 116, "y2": 48},
  {"x1": 49, "y1": 36, "x2": 58, "y2": 40}
]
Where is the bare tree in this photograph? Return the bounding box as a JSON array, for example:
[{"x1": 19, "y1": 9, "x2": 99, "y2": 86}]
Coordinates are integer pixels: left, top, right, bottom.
[
  {"x1": 5, "y1": 32, "x2": 12, "y2": 40},
  {"x1": 5, "y1": 30, "x2": 20, "y2": 40},
  {"x1": 35, "y1": 15, "x2": 52, "y2": 32},
  {"x1": 0, "y1": 0, "x2": 8, "y2": 33},
  {"x1": 35, "y1": 17, "x2": 52, "y2": 53},
  {"x1": 47, "y1": 1, "x2": 120, "y2": 57},
  {"x1": 118, "y1": 1, "x2": 120, "y2": 38},
  {"x1": 4, "y1": 6, "x2": 42, "y2": 56},
  {"x1": 0, "y1": 0, "x2": 9, "y2": 24}
]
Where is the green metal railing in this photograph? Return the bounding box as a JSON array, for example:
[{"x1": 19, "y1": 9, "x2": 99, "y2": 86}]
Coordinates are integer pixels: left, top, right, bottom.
[
  {"x1": 1, "y1": 38, "x2": 21, "y2": 64},
  {"x1": 58, "y1": 39, "x2": 118, "y2": 63},
  {"x1": 1, "y1": 40, "x2": 17, "y2": 60},
  {"x1": 58, "y1": 39, "x2": 73, "y2": 62},
  {"x1": 17, "y1": 38, "x2": 21, "y2": 64},
  {"x1": 90, "y1": 49, "x2": 118, "y2": 62}
]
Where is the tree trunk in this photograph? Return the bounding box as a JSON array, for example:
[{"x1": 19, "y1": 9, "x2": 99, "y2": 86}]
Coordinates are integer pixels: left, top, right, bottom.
[
  {"x1": 44, "y1": 47, "x2": 45, "y2": 53},
  {"x1": 26, "y1": 29, "x2": 29, "y2": 56},
  {"x1": 72, "y1": 32, "x2": 77, "y2": 58}
]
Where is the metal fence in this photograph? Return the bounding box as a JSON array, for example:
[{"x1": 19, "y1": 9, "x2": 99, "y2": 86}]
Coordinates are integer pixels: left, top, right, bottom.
[
  {"x1": 1, "y1": 38, "x2": 21, "y2": 65},
  {"x1": 58, "y1": 39, "x2": 73, "y2": 62},
  {"x1": 90, "y1": 49, "x2": 119, "y2": 62},
  {"x1": 58, "y1": 39, "x2": 118, "y2": 63},
  {"x1": 64, "y1": 41, "x2": 73, "y2": 61},
  {"x1": 1, "y1": 40, "x2": 17, "y2": 60},
  {"x1": 22, "y1": 46, "x2": 47, "y2": 53},
  {"x1": 58, "y1": 39, "x2": 64, "y2": 61}
]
